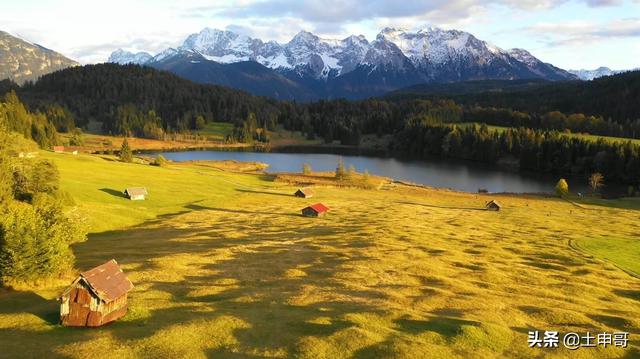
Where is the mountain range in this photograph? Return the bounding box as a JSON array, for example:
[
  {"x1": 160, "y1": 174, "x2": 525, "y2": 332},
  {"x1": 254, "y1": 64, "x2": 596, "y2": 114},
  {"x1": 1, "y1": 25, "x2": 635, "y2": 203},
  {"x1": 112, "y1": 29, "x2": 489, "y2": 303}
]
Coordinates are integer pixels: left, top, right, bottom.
[
  {"x1": 567, "y1": 67, "x2": 624, "y2": 81},
  {"x1": 0, "y1": 31, "x2": 78, "y2": 84},
  {"x1": 108, "y1": 27, "x2": 578, "y2": 100}
]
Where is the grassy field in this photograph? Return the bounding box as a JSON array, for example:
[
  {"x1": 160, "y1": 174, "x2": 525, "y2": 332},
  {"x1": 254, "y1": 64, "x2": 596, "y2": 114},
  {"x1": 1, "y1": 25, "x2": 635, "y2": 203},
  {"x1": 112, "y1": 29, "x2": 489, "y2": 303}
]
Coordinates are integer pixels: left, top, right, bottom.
[
  {"x1": 58, "y1": 124, "x2": 323, "y2": 154},
  {"x1": 0, "y1": 151, "x2": 639, "y2": 358}
]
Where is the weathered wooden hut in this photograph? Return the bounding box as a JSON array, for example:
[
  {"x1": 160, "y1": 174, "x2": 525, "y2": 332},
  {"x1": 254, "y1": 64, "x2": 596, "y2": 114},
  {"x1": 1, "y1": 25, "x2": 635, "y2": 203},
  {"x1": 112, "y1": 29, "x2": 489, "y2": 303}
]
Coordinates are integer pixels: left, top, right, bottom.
[
  {"x1": 59, "y1": 259, "x2": 134, "y2": 327},
  {"x1": 124, "y1": 187, "x2": 148, "y2": 201},
  {"x1": 294, "y1": 188, "x2": 314, "y2": 198},
  {"x1": 302, "y1": 203, "x2": 330, "y2": 217},
  {"x1": 485, "y1": 200, "x2": 502, "y2": 211},
  {"x1": 53, "y1": 146, "x2": 65, "y2": 153}
]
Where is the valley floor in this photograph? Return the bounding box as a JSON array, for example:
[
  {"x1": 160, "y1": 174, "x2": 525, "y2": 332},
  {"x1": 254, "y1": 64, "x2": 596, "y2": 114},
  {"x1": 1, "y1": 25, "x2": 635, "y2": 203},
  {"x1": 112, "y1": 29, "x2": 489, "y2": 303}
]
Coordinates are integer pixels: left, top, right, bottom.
[{"x1": 0, "y1": 152, "x2": 639, "y2": 358}]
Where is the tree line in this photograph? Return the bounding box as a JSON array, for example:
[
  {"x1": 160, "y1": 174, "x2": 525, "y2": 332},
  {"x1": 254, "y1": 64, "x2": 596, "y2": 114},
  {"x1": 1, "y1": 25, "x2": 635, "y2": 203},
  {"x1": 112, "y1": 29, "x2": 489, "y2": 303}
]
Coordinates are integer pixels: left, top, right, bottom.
[
  {"x1": 0, "y1": 108, "x2": 86, "y2": 285},
  {"x1": 3, "y1": 64, "x2": 640, "y2": 186},
  {"x1": 392, "y1": 120, "x2": 640, "y2": 185}
]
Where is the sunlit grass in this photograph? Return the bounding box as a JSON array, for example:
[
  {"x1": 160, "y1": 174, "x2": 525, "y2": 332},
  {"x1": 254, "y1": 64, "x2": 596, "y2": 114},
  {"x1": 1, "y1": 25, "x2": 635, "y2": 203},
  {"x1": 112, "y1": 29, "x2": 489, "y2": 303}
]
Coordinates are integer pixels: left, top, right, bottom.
[{"x1": 0, "y1": 152, "x2": 638, "y2": 358}]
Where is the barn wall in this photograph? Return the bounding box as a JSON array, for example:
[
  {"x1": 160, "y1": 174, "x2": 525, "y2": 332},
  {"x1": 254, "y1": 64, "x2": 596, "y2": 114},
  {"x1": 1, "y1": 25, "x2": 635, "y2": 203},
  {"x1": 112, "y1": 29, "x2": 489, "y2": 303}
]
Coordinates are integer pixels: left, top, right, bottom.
[
  {"x1": 302, "y1": 208, "x2": 318, "y2": 217},
  {"x1": 60, "y1": 283, "x2": 129, "y2": 327}
]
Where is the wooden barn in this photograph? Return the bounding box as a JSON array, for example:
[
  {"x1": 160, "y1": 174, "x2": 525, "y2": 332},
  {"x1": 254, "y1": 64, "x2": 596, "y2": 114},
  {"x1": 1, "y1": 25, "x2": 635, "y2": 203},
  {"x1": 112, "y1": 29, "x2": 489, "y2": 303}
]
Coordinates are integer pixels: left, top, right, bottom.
[
  {"x1": 124, "y1": 187, "x2": 148, "y2": 201},
  {"x1": 294, "y1": 188, "x2": 314, "y2": 198},
  {"x1": 485, "y1": 200, "x2": 502, "y2": 211},
  {"x1": 302, "y1": 203, "x2": 330, "y2": 217},
  {"x1": 53, "y1": 146, "x2": 65, "y2": 153},
  {"x1": 59, "y1": 259, "x2": 134, "y2": 327}
]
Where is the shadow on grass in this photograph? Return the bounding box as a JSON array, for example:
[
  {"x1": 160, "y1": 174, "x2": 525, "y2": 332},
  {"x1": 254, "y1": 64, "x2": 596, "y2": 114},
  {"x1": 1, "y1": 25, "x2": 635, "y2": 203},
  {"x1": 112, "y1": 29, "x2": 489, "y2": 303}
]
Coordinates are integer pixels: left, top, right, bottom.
[
  {"x1": 614, "y1": 289, "x2": 640, "y2": 302},
  {"x1": 588, "y1": 314, "x2": 634, "y2": 330},
  {"x1": 184, "y1": 203, "x2": 301, "y2": 218},
  {"x1": 99, "y1": 188, "x2": 127, "y2": 199},
  {"x1": 0, "y1": 290, "x2": 59, "y2": 325},
  {"x1": 395, "y1": 316, "x2": 479, "y2": 337},
  {"x1": 396, "y1": 201, "x2": 486, "y2": 211},
  {"x1": 91, "y1": 222, "x2": 381, "y2": 355},
  {"x1": 235, "y1": 189, "x2": 294, "y2": 198}
]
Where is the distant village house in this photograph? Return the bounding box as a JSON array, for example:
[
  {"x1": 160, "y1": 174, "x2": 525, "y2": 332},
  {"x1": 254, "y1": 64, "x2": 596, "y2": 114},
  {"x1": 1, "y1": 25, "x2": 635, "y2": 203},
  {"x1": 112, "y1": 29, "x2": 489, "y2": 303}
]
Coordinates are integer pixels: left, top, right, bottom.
[
  {"x1": 294, "y1": 188, "x2": 314, "y2": 198},
  {"x1": 302, "y1": 203, "x2": 330, "y2": 217},
  {"x1": 53, "y1": 146, "x2": 65, "y2": 153},
  {"x1": 124, "y1": 187, "x2": 148, "y2": 201},
  {"x1": 59, "y1": 259, "x2": 134, "y2": 327},
  {"x1": 485, "y1": 200, "x2": 501, "y2": 211},
  {"x1": 18, "y1": 152, "x2": 37, "y2": 158}
]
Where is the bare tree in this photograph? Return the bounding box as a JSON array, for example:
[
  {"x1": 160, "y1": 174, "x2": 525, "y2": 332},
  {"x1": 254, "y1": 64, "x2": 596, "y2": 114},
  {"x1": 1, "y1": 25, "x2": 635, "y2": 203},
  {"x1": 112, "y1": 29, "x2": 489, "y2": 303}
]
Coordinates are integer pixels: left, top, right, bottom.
[{"x1": 589, "y1": 172, "x2": 604, "y2": 193}]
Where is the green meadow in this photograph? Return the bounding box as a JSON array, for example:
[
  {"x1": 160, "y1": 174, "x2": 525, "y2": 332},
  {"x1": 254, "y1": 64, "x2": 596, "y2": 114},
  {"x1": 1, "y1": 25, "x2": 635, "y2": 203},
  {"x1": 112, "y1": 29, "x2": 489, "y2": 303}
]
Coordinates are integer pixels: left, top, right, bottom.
[{"x1": 0, "y1": 151, "x2": 639, "y2": 358}]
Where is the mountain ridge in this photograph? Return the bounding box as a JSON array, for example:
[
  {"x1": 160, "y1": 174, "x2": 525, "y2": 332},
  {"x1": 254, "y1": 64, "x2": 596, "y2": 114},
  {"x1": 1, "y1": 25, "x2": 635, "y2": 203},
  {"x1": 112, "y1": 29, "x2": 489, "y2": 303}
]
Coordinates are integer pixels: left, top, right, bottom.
[
  {"x1": 0, "y1": 30, "x2": 79, "y2": 84},
  {"x1": 108, "y1": 26, "x2": 577, "y2": 100}
]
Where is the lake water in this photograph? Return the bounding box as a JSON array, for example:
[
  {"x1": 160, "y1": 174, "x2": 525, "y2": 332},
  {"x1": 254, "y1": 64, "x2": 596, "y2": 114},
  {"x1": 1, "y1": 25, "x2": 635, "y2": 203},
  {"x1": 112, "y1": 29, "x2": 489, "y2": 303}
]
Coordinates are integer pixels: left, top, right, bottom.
[{"x1": 154, "y1": 150, "x2": 588, "y2": 194}]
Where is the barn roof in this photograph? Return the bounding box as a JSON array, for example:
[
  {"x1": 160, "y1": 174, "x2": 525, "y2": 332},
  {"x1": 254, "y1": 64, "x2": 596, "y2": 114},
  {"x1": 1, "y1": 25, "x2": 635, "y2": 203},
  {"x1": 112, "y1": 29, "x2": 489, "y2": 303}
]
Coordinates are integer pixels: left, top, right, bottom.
[
  {"x1": 486, "y1": 200, "x2": 502, "y2": 207},
  {"x1": 296, "y1": 188, "x2": 314, "y2": 196},
  {"x1": 125, "y1": 187, "x2": 148, "y2": 196},
  {"x1": 80, "y1": 259, "x2": 133, "y2": 303},
  {"x1": 307, "y1": 203, "x2": 329, "y2": 213}
]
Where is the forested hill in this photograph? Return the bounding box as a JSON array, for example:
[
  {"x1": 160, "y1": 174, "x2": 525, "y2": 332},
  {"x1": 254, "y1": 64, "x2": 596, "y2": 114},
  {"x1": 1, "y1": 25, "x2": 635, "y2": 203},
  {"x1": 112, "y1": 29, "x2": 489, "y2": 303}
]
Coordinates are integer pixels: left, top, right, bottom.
[
  {"x1": 386, "y1": 79, "x2": 552, "y2": 97},
  {"x1": 387, "y1": 71, "x2": 640, "y2": 129},
  {"x1": 13, "y1": 63, "x2": 281, "y2": 135},
  {"x1": 4, "y1": 63, "x2": 640, "y2": 186}
]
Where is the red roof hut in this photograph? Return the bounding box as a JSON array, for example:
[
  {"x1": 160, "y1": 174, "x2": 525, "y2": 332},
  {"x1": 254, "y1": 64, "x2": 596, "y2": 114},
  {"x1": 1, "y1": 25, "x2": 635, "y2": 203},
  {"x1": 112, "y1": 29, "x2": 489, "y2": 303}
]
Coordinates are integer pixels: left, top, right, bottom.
[
  {"x1": 59, "y1": 259, "x2": 134, "y2": 327},
  {"x1": 302, "y1": 203, "x2": 330, "y2": 217}
]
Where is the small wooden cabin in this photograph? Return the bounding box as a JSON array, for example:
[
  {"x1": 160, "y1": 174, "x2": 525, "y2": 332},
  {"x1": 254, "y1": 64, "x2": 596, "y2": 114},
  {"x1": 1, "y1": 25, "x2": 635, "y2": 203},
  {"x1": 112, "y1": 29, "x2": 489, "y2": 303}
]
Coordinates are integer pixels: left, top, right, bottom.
[
  {"x1": 53, "y1": 146, "x2": 65, "y2": 153},
  {"x1": 124, "y1": 187, "x2": 148, "y2": 201},
  {"x1": 59, "y1": 259, "x2": 134, "y2": 327},
  {"x1": 302, "y1": 203, "x2": 330, "y2": 217},
  {"x1": 485, "y1": 200, "x2": 501, "y2": 211},
  {"x1": 294, "y1": 188, "x2": 314, "y2": 198}
]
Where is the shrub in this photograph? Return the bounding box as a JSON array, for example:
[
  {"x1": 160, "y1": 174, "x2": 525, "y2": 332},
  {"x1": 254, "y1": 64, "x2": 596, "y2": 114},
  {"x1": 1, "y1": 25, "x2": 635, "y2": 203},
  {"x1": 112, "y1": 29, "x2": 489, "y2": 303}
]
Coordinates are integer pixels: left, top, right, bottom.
[
  {"x1": 335, "y1": 159, "x2": 346, "y2": 180},
  {"x1": 152, "y1": 155, "x2": 168, "y2": 167},
  {"x1": 555, "y1": 178, "x2": 569, "y2": 197},
  {"x1": 347, "y1": 165, "x2": 356, "y2": 179},
  {"x1": 302, "y1": 163, "x2": 311, "y2": 175},
  {"x1": 119, "y1": 137, "x2": 133, "y2": 163}
]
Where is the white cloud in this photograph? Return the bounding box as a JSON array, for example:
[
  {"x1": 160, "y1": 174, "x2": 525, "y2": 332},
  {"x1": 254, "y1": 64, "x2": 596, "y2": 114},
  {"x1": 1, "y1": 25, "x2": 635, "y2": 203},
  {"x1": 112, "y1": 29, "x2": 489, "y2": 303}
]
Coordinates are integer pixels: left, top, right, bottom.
[
  {"x1": 525, "y1": 17, "x2": 640, "y2": 47},
  {"x1": 0, "y1": 0, "x2": 638, "y2": 69}
]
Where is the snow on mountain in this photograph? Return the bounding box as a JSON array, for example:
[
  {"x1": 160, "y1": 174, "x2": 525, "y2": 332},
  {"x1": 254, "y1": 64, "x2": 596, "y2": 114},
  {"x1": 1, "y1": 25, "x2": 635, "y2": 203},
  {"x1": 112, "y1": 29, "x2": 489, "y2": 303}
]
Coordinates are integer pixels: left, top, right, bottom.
[
  {"x1": 376, "y1": 27, "x2": 509, "y2": 67},
  {"x1": 151, "y1": 48, "x2": 178, "y2": 63},
  {"x1": 568, "y1": 67, "x2": 620, "y2": 80},
  {"x1": 507, "y1": 48, "x2": 538, "y2": 68},
  {"x1": 105, "y1": 26, "x2": 576, "y2": 96},
  {"x1": 107, "y1": 49, "x2": 152, "y2": 65}
]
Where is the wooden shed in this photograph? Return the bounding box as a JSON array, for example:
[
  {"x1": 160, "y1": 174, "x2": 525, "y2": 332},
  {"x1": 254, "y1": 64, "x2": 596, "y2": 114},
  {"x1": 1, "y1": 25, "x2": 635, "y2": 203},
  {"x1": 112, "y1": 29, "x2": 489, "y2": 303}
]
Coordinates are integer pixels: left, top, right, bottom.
[
  {"x1": 124, "y1": 187, "x2": 148, "y2": 201},
  {"x1": 294, "y1": 188, "x2": 314, "y2": 198},
  {"x1": 53, "y1": 146, "x2": 65, "y2": 153},
  {"x1": 485, "y1": 200, "x2": 502, "y2": 211},
  {"x1": 302, "y1": 203, "x2": 330, "y2": 217},
  {"x1": 59, "y1": 259, "x2": 134, "y2": 327}
]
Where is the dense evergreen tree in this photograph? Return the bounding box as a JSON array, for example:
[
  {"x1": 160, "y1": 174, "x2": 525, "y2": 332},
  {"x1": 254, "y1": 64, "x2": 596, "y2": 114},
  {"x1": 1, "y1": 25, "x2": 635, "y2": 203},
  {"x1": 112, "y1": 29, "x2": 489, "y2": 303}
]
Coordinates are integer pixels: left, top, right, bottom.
[
  {"x1": 0, "y1": 124, "x2": 86, "y2": 285},
  {"x1": 119, "y1": 137, "x2": 133, "y2": 162}
]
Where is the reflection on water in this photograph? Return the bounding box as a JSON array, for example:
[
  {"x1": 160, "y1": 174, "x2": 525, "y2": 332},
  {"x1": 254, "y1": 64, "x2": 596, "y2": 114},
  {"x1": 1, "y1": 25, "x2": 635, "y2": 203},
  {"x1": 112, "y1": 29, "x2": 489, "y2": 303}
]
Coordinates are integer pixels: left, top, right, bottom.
[{"x1": 155, "y1": 150, "x2": 588, "y2": 194}]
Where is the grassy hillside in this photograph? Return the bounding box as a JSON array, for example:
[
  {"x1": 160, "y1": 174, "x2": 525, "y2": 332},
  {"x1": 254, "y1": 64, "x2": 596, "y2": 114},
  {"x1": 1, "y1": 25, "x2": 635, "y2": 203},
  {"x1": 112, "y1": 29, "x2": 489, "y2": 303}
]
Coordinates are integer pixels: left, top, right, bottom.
[{"x1": 0, "y1": 152, "x2": 639, "y2": 358}]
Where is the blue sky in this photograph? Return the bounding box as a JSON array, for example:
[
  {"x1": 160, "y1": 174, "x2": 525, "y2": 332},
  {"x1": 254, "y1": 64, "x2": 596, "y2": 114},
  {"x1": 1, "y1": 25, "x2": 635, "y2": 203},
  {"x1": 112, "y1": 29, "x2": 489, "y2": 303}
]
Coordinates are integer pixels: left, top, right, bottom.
[{"x1": 2, "y1": 0, "x2": 639, "y2": 69}]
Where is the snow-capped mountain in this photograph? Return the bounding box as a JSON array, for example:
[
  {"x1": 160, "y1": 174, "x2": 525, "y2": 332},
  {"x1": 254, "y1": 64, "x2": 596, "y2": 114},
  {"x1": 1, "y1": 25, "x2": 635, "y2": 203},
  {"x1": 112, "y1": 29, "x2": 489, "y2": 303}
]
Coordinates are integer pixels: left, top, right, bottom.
[
  {"x1": 107, "y1": 26, "x2": 577, "y2": 100},
  {"x1": 108, "y1": 49, "x2": 153, "y2": 65},
  {"x1": 568, "y1": 67, "x2": 621, "y2": 80}
]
